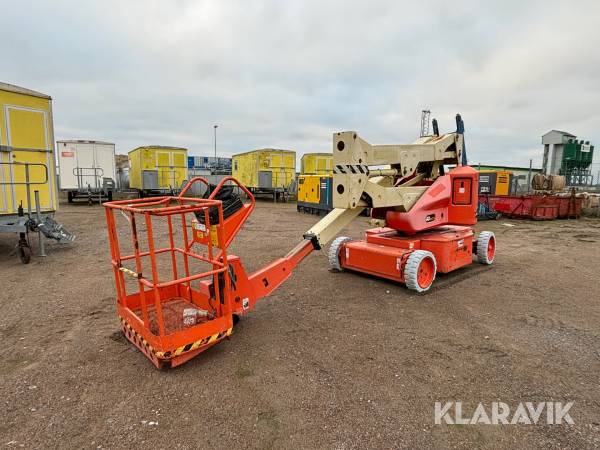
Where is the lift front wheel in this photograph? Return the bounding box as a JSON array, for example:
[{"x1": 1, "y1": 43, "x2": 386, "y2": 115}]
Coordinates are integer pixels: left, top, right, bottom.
[
  {"x1": 476, "y1": 231, "x2": 496, "y2": 265},
  {"x1": 404, "y1": 250, "x2": 437, "y2": 293},
  {"x1": 328, "y1": 236, "x2": 352, "y2": 271}
]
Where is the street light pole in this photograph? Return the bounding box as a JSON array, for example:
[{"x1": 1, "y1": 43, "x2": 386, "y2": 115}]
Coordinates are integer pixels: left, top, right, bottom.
[{"x1": 213, "y1": 125, "x2": 218, "y2": 160}]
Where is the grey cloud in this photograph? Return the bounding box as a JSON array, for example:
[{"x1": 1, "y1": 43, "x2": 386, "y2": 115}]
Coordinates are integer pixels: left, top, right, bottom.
[{"x1": 1, "y1": 0, "x2": 599, "y2": 169}]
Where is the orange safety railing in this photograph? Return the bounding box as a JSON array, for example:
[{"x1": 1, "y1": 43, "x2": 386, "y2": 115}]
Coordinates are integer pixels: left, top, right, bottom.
[{"x1": 104, "y1": 193, "x2": 235, "y2": 368}]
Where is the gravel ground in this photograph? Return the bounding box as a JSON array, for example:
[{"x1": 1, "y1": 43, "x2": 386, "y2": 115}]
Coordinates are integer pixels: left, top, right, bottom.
[{"x1": 1, "y1": 199, "x2": 599, "y2": 449}]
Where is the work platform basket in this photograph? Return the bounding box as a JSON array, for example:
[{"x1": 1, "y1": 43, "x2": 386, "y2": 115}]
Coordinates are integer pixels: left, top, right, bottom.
[{"x1": 104, "y1": 179, "x2": 252, "y2": 368}]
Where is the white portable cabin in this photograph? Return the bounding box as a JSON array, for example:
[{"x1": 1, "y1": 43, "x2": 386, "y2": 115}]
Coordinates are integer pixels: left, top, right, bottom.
[{"x1": 57, "y1": 140, "x2": 116, "y2": 201}]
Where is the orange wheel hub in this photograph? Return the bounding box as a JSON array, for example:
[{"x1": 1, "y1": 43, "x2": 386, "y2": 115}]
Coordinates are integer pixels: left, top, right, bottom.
[
  {"x1": 417, "y1": 257, "x2": 435, "y2": 289},
  {"x1": 487, "y1": 236, "x2": 496, "y2": 261}
]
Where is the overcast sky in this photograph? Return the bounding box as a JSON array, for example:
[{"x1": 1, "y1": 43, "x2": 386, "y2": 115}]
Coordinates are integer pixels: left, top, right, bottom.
[{"x1": 2, "y1": 0, "x2": 599, "y2": 168}]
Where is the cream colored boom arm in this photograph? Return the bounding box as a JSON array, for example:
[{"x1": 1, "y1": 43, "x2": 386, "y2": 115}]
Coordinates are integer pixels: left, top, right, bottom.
[
  {"x1": 304, "y1": 207, "x2": 365, "y2": 249},
  {"x1": 303, "y1": 130, "x2": 463, "y2": 249}
]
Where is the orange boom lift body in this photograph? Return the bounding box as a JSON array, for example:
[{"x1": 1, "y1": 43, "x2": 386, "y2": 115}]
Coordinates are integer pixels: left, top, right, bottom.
[
  {"x1": 336, "y1": 166, "x2": 483, "y2": 290},
  {"x1": 104, "y1": 114, "x2": 495, "y2": 368}
]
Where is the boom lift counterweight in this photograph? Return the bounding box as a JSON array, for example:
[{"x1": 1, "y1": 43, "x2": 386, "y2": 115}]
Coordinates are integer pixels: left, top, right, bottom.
[{"x1": 104, "y1": 114, "x2": 495, "y2": 368}]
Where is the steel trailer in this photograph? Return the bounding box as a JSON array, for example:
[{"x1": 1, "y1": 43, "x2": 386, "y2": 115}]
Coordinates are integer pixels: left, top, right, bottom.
[
  {"x1": 0, "y1": 161, "x2": 75, "y2": 262},
  {"x1": 128, "y1": 145, "x2": 188, "y2": 197},
  {"x1": 232, "y1": 149, "x2": 296, "y2": 201},
  {"x1": 57, "y1": 140, "x2": 116, "y2": 204},
  {"x1": 0, "y1": 82, "x2": 75, "y2": 263}
]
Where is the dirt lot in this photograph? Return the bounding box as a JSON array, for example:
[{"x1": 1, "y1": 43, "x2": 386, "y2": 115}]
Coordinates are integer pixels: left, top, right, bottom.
[{"x1": 1, "y1": 200, "x2": 599, "y2": 449}]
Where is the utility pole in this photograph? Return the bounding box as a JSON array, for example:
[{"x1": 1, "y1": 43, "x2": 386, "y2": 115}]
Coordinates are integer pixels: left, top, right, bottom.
[
  {"x1": 213, "y1": 125, "x2": 218, "y2": 160},
  {"x1": 527, "y1": 159, "x2": 532, "y2": 194}
]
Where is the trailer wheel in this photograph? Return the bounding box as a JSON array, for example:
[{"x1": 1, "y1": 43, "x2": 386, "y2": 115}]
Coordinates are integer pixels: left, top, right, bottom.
[
  {"x1": 476, "y1": 231, "x2": 496, "y2": 265},
  {"x1": 404, "y1": 250, "x2": 437, "y2": 293},
  {"x1": 67, "y1": 191, "x2": 74, "y2": 203},
  {"x1": 18, "y1": 244, "x2": 32, "y2": 264},
  {"x1": 107, "y1": 190, "x2": 113, "y2": 202},
  {"x1": 328, "y1": 236, "x2": 352, "y2": 272}
]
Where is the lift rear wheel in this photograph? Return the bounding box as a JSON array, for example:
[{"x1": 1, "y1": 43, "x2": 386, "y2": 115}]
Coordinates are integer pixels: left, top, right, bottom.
[
  {"x1": 476, "y1": 231, "x2": 496, "y2": 265},
  {"x1": 328, "y1": 236, "x2": 352, "y2": 271},
  {"x1": 404, "y1": 250, "x2": 437, "y2": 293}
]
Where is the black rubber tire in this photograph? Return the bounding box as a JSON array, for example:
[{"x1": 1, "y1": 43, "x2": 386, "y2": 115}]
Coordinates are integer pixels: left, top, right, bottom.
[
  {"x1": 18, "y1": 245, "x2": 32, "y2": 264},
  {"x1": 67, "y1": 191, "x2": 74, "y2": 203},
  {"x1": 107, "y1": 190, "x2": 113, "y2": 202}
]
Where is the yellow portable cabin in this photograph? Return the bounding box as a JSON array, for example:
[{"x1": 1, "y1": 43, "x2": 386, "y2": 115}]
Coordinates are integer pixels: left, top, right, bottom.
[
  {"x1": 129, "y1": 146, "x2": 188, "y2": 193},
  {"x1": 232, "y1": 149, "x2": 296, "y2": 192},
  {"x1": 300, "y1": 153, "x2": 333, "y2": 175},
  {"x1": 0, "y1": 82, "x2": 58, "y2": 216}
]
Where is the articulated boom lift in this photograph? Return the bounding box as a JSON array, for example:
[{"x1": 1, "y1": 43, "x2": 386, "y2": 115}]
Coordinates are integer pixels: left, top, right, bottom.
[{"x1": 105, "y1": 115, "x2": 495, "y2": 368}]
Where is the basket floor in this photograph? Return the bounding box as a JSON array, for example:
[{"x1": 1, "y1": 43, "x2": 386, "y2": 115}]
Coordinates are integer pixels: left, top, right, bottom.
[{"x1": 133, "y1": 297, "x2": 213, "y2": 335}]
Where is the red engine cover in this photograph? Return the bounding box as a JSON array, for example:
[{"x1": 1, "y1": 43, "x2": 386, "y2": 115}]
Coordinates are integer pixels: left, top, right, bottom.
[{"x1": 385, "y1": 166, "x2": 478, "y2": 234}]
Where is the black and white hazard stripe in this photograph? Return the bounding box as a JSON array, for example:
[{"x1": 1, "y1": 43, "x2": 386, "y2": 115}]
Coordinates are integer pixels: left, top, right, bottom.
[{"x1": 333, "y1": 164, "x2": 369, "y2": 175}]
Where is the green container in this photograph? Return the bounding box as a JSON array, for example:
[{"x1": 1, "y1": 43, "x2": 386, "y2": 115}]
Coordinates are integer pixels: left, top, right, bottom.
[{"x1": 561, "y1": 141, "x2": 593, "y2": 171}]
